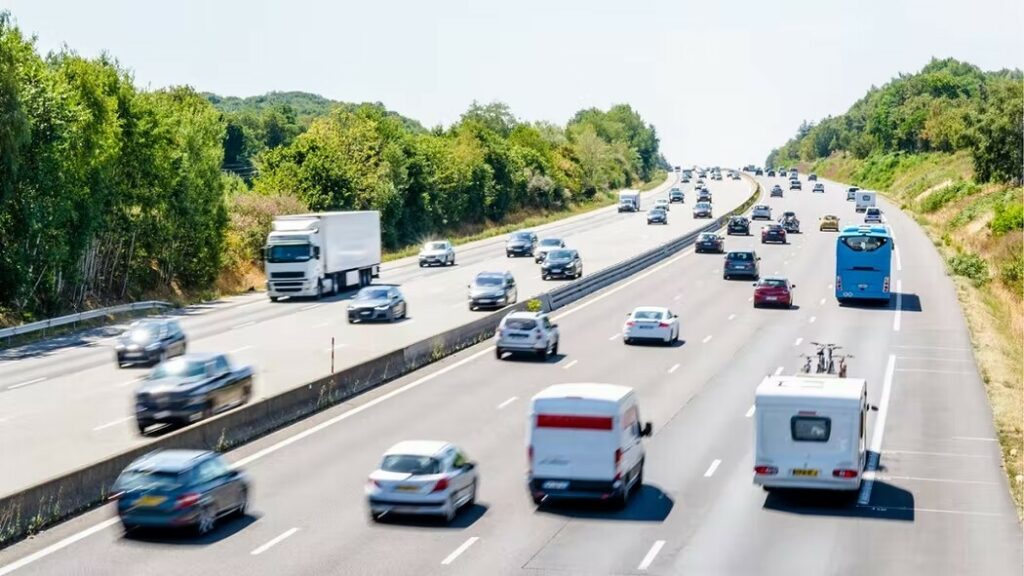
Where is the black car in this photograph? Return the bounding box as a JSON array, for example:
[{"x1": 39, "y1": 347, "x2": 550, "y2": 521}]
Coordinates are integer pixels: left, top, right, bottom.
[
  {"x1": 790, "y1": 180, "x2": 802, "y2": 190},
  {"x1": 542, "y1": 249, "x2": 583, "y2": 280},
  {"x1": 115, "y1": 319, "x2": 187, "y2": 368},
  {"x1": 770, "y1": 185, "x2": 784, "y2": 197},
  {"x1": 755, "y1": 168, "x2": 764, "y2": 176},
  {"x1": 112, "y1": 449, "x2": 248, "y2": 534},
  {"x1": 468, "y1": 271, "x2": 517, "y2": 310},
  {"x1": 808, "y1": 173, "x2": 818, "y2": 181},
  {"x1": 134, "y1": 354, "x2": 253, "y2": 434},
  {"x1": 727, "y1": 216, "x2": 750, "y2": 235},
  {"x1": 347, "y1": 285, "x2": 408, "y2": 323},
  {"x1": 723, "y1": 251, "x2": 761, "y2": 280},
  {"x1": 695, "y1": 233, "x2": 725, "y2": 253},
  {"x1": 766, "y1": 170, "x2": 776, "y2": 177},
  {"x1": 647, "y1": 207, "x2": 668, "y2": 225},
  {"x1": 505, "y1": 231, "x2": 538, "y2": 257},
  {"x1": 761, "y1": 224, "x2": 788, "y2": 244},
  {"x1": 681, "y1": 175, "x2": 691, "y2": 183}
]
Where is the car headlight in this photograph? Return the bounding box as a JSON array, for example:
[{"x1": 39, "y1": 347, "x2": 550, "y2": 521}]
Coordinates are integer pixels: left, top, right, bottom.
[
  {"x1": 347, "y1": 305, "x2": 355, "y2": 311},
  {"x1": 145, "y1": 343, "x2": 161, "y2": 350},
  {"x1": 115, "y1": 343, "x2": 126, "y2": 351},
  {"x1": 375, "y1": 304, "x2": 390, "y2": 310},
  {"x1": 565, "y1": 262, "x2": 576, "y2": 268}
]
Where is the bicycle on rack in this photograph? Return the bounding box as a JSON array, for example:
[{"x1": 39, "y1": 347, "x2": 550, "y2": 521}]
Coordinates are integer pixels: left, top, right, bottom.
[{"x1": 798, "y1": 342, "x2": 854, "y2": 376}]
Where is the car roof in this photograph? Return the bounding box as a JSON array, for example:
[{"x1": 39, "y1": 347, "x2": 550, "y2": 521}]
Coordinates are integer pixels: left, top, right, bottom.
[
  {"x1": 173, "y1": 352, "x2": 221, "y2": 362},
  {"x1": 384, "y1": 440, "x2": 451, "y2": 457},
  {"x1": 760, "y1": 276, "x2": 789, "y2": 282},
  {"x1": 631, "y1": 306, "x2": 669, "y2": 314},
  {"x1": 130, "y1": 319, "x2": 172, "y2": 328},
  {"x1": 505, "y1": 311, "x2": 545, "y2": 320},
  {"x1": 128, "y1": 449, "x2": 212, "y2": 472},
  {"x1": 533, "y1": 383, "x2": 633, "y2": 402},
  {"x1": 475, "y1": 271, "x2": 508, "y2": 278}
]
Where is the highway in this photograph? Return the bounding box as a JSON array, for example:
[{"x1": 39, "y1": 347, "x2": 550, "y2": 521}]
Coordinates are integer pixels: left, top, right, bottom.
[
  {"x1": 0, "y1": 173, "x2": 757, "y2": 495},
  {"x1": 1, "y1": 174, "x2": 1019, "y2": 575}
]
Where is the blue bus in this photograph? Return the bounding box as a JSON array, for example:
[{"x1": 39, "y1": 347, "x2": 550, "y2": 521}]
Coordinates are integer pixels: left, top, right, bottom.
[{"x1": 835, "y1": 225, "x2": 893, "y2": 304}]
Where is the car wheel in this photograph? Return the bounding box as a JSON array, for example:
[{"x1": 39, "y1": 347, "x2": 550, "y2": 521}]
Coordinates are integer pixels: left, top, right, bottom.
[
  {"x1": 672, "y1": 330, "x2": 679, "y2": 343},
  {"x1": 531, "y1": 493, "x2": 545, "y2": 506},
  {"x1": 495, "y1": 348, "x2": 503, "y2": 360},
  {"x1": 418, "y1": 262, "x2": 424, "y2": 268},
  {"x1": 136, "y1": 420, "x2": 149, "y2": 436},
  {"x1": 444, "y1": 496, "x2": 457, "y2": 523},
  {"x1": 368, "y1": 510, "x2": 381, "y2": 523},
  {"x1": 723, "y1": 274, "x2": 730, "y2": 280},
  {"x1": 537, "y1": 346, "x2": 548, "y2": 361},
  {"x1": 551, "y1": 340, "x2": 559, "y2": 356},
  {"x1": 315, "y1": 280, "x2": 323, "y2": 300},
  {"x1": 121, "y1": 521, "x2": 138, "y2": 533},
  {"x1": 347, "y1": 317, "x2": 355, "y2": 324},
  {"x1": 469, "y1": 304, "x2": 475, "y2": 311},
  {"x1": 196, "y1": 504, "x2": 216, "y2": 536},
  {"x1": 623, "y1": 337, "x2": 632, "y2": 345},
  {"x1": 269, "y1": 296, "x2": 279, "y2": 303}
]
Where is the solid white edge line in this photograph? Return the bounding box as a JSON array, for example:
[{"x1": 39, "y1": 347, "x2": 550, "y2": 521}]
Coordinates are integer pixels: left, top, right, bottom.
[
  {"x1": 233, "y1": 321, "x2": 256, "y2": 330},
  {"x1": 637, "y1": 540, "x2": 666, "y2": 571},
  {"x1": 299, "y1": 304, "x2": 321, "y2": 312},
  {"x1": 859, "y1": 354, "x2": 896, "y2": 506},
  {"x1": 562, "y1": 359, "x2": 578, "y2": 370},
  {"x1": 8, "y1": 377, "x2": 46, "y2": 390},
  {"x1": 229, "y1": 345, "x2": 254, "y2": 354},
  {"x1": 893, "y1": 280, "x2": 903, "y2": 332},
  {"x1": 250, "y1": 527, "x2": 299, "y2": 556},
  {"x1": 0, "y1": 518, "x2": 120, "y2": 576},
  {"x1": 497, "y1": 396, "x2": 518, "y2": 410},
  {"x1": 441, "y1": 536, "x2": 479, "y2": 565},
  {"x1": 745, "y1": 405, "x2": 756, "y2": 418},
  {"x1": 895, "y1": 246, "x2": 903, "y2": 271},
  {"x1": 703, "y1": 459, "x2": 722, "y2": 477}
]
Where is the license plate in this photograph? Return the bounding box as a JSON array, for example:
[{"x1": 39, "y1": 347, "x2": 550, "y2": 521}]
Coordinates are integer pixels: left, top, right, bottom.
[
  {"x1": 639, "y1": 325, "x2": 654, "y2": 330},
  {"x1": 477, "y1": 299, "x2": 492, "y2": 304},
  {"x1": 155, "y1": 410, "x2": 172, "y2": 419},
  {"x1": 552, "y1": 269, "x2": 561, "y2": 274},
  {"x1": 135, "y1": 495, "x2": 166, "y2": 507},
  {"x1": 766, "y1": 296, "x2": 777, "y2": 301},
  {"x1": 395, "y1": 485, "x2": 420, "y2": 492},
  {"x1": 510, "y1": 334, "x2": 527, "y2": 339},
  {"x1": 792, "y1": 469, "x2": 819, "y2": 477},
  {"x1": 543, "y1": 481, "x2": 569, "y2": 490}
]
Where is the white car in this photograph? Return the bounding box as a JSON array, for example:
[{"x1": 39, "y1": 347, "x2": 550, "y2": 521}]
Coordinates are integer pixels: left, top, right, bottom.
[
  {"x1": 622, "y1": 307, "x2": 680, "y2": 345},
  {"x1": 495, "y1": 311, "x2": 559, "y2": 360},
  {"x1": 654, "y1": 198, "x2": 670, "y2": 211},
  {"x1": 864, "y1": 207, "x2": 883, "y2": 223},
  {"x1": 418, "y1": 240, "x2": 455, "y2": 267},
  {"x1": 366, "y1": 441, "x2": 478, "y2": 523}
]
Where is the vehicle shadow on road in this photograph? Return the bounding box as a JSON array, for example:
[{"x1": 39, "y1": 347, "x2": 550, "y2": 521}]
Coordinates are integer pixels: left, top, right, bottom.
[
  {"x1": 372, "y1": 503, "x2": 488, "y2": 529},
  {"x1": 122, "y1": 513, "x2": 259, "y2": 545},
  {"x1": 624, "y1": 340, "x2": 686, "y2": 349},
  {"x1": 535, "y1": 485, "x2": 674, "y2": 522},
  {"x1": 761, "y1": 481, "x2": 914, "y2": 522},
  {"x1": 838, "y1": 293, "x2": 922, "y2": 313}
]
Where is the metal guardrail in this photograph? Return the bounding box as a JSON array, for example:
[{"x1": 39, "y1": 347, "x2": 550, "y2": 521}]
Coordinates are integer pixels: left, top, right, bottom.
[{"x1": 0, "y1": 301, "x2": 172, "y2": 341}]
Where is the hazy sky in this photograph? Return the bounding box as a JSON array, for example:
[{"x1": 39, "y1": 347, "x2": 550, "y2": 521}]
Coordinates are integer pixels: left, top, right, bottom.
[{"x1": 3, "y1": 0, "x2": 1022, "y2": 166}]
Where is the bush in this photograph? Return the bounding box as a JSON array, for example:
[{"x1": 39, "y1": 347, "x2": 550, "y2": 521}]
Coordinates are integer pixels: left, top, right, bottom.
[
  {"x1": 919, "y1": 179, "x2": 980, "y2": 213},
  {"x1": 1000, "y1": 252, "x2": 1024, "y2": 293},
  {"x1": 991, "y1": 202, "x2": 1024, "y2": 235},
  {"x1": 949, "y1": 252, "x2": 989, "y2": 285}
]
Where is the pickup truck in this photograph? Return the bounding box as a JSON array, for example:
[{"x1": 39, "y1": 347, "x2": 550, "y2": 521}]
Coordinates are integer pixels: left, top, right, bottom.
[{"x1": 134, "y1": 353, "x2": 254, "y2": 435}]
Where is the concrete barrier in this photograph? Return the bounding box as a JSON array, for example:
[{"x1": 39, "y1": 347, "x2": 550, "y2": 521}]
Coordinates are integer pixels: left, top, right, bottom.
[{"x1": 0, "y1": 177, "x2": 761, "y2": 549}]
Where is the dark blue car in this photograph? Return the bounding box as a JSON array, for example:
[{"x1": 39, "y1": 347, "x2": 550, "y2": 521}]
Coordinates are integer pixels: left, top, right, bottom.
[{"x1": 112, "y1": 450, "x2": 249, "y2": 535}]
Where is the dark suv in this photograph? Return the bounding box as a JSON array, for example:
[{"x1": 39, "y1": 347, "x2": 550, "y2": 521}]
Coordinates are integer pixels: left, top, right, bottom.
[
  {"x1": 115, "y1": 319, "x2": 187, "y2": 368},
  {"x1": 727, "y1": 216, "x2": 750, "y2": 235},
  {"x1": 505, "y1": 231, "x2": 537, "y2": 257},
  {"x1": 723, "y1": 251, "x2": 761, "y2": 280},
  {"x1": 542, "y1": 249, "x2": 583, "y2": 280}
]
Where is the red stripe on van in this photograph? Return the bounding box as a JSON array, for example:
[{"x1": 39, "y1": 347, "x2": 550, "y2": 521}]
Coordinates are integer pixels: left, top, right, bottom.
[{"x1": 536, "y1": 414, "x2": 614, "y2": 430}]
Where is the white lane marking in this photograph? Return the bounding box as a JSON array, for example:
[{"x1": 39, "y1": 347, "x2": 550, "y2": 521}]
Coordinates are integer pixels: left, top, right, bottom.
[
  {"x1": 895, "y1": 357, "x2": 973, "y2": 362},
  {"x1": 745, "y1": 405, "x2": 756, "y2": 418},
  {"x1": 115, "y1": 378, "x2": 143, "y2": 389},
  {"x1": 704, "y1": 459, "x2": 722, "y2": 477},
  {"x1": 562, "y1": 359, "x2": 578, "y2": 370},
  {"x1": 299, "y1": 304, "x2": 321, "y2": 312},
  {"x1": 808, "y1": 316, "x2": 816, "y2": 324},
  {"x1": 251, "y1": 527, "x2": 299, "y2": 556},
  {"x1": 859, "y1": 354, "x2": 896, "y2": 506},
  {"x1": 727, "y1": 314, "x2": 736, "y2": 321},
  {"x1": 92, "y1": 416, "x2": 132, "y2": 432},
  {"x1": 855, "y1": 505, "x2": 1005, "y2": 518},
  {"x1": 793, "y1": 337, "x2": 803, "y2": 346},
  {"x1": 774, "y1": 366, "x2": 784, "y2": 376},
  {"x1": 323, "y1": 343, "x2": 348, "y2": 353},
  {"x1": 747, "y1": 296, "x2": 753, "y2": 302},
  {"x1": 497, "y1": 396, "x2": 518, "y2": 410},
  {"x1": 229, "y1": 345, "x2": 254, "y2": 354},
  {"x1": 884, "y1": 449, "x2": 989, "y2": 459},
  {"x1": 236, "y1": 299, "x2": 264, "y2": 309},
  {"x1": 953, "y1": 436, "x2": 997, "y2": 442},
  {"x1": 878, "y1": 474, "x2": 999, "y2": 486},
  {"x1": 312, "y1": 321, "x2": 331, "y2": 328},
  {"x1": 608, "y1": 333, "x2": 621, "y2": 341},
  {"x1": 673, "y1": 294, "x2": 682, "y2": 301},
  {"x1": 895, "y1": 368, "x2": 973, "y2": 375},
  {"x1": 233, "y1": 321, "x2": 256, "y2": 330},
  {"x1": 828, "y1": 283, "x2": 834, "y2": 290},
  {"x1": 233, "y1": 345, "x2": 496, "y2": 469},
  {"x1": 893, "y1": 280, "x2": 903, "y2": 332},
  {"x1": 0, "y1": 518, "x2": 120, "y2": 576},
  {"x1": 892, "y1": 345, "x2": 971, "y2": 351},
  {"x1": 637, "y1": 540, "x2": 666, "y2": 571},
  {"x1": 701, "y1": 335, "x2": 712, "y2": 344},
  {"x1": 8, "y1": 377, "x2": 45, "y2": 390},
  {"x1": 895, "y1": 247, "x2": 903, "y2": 271},
  {"x1": 668, "y1": 363, "x2": 680, "y2": 374},
  {"x1": 441, "y1": 536, "x2": 479, "y2": 565},
  {"x1": 819, "y1": 298, "x2": 826, "y2": 306}
]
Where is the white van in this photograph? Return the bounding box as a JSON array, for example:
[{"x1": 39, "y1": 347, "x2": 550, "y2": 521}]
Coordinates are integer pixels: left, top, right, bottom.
[
  {"x1": 753, "y1": 376, "x2": 869, "y2": 492},
  {"x1": 527, "y1": 383, "x2": 652, "y2": 506},
  {"x1": 855, "y1": 190, "x2": 877, "y2": 213}
]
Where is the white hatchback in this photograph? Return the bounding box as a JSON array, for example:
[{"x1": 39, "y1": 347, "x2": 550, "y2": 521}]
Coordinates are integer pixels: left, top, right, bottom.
[
  {"x1": 622, "y1": 307, "x2": 680, "y2": 345},
  {"x1": 654, "y1": 198, "x2": 670, "y2": 211},
  {"x1": 366, "y1": 441, "x2": 478, "y2": 523}
]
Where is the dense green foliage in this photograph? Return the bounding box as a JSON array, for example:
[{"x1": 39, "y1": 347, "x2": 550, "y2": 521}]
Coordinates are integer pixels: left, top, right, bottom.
[
  {"x1": 767, "y1": 58, "x2": 1023, "y2": 185},
  {"x1": 0, "y1": 13, "x2": 663, "y2": 320}
]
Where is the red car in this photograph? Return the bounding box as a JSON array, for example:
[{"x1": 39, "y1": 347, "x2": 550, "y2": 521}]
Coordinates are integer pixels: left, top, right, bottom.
[
  {"x1": 761, "y1": 224, "x2": 787, "y2": 244},
  {"x1": 753, "y1": 277, "x2": 795, "y2": 308}
]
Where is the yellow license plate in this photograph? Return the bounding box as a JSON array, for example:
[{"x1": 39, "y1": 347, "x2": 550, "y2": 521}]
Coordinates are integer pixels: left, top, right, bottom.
[
  {"x1": 792, "y1": 469, "x2": 819, "y2": 477},
  {"x1": 395, "y1": 486, "x2": 420, "y2": 492},
  {"x1": 135, "y1": 495, "x2": 167, "y2": 507}
]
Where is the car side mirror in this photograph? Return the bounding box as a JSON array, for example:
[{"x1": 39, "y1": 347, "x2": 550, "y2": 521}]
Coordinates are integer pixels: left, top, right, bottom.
[
  {"x1": 752, "y1": 282, "x2": 757, "y2": 287},
  {"x1": 641, "y1": 422, "x2": 653, "y2": 437},
  {"x1": 757, "y1": 257, "x2": 762, "y2": 261},
  {"x1": 550, "y1": 324, "x2": 558, "y2": 329},
  {"x1": 869, "y1": 404, "x2": 879, "y2": 412},
  {"x1": 791, "y1": 284, "x2": 796, "y2": 288},
  {"x1": 463, "y1": 462, "x2": 476, "y2": 471}
]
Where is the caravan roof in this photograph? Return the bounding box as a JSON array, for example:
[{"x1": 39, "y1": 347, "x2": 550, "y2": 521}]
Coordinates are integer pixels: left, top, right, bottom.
[{"x1": 756, "y1": 376, "x2": 865, "y2": 409}]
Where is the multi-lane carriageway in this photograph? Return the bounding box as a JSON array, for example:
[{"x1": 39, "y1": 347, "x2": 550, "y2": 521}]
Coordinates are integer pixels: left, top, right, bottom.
[{"x1": 0, "y1": 174, "x2": 1021, "y2": 575}]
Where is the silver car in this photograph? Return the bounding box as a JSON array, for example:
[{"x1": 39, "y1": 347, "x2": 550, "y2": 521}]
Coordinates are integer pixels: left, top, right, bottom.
[
  {"x1": 366, "y1": 441, "x2": 478, "y2": 523},
  {"x1": 468, "y1": 271, "x2": 517, "y2": 311},
  {"x1": 751, "y1": 204, "x2": 772, "y2": 220},
  {"x1": 535, "y1": 238, "x2": 565, "y2": 263},
  {"x1": 418, "y1": 240, "x2": 455, "y2": 267}
]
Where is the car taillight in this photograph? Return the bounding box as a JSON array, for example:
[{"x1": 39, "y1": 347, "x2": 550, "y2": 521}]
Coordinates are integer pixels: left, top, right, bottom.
[
  {"x1": 432, "y1": 478, "x2": 450, "y2": 492},
  {"x1": 367, "y1": 478, "x2": 381, "y2": 489},
  {"x1": 833, "y1": 469, "x2": 859, "y2": 479},
  {"x1": 613, "y1": 448, "x2": 622, "y2": 481},
  {"x1": 174, "y1": 493, "x2": 200, "y2": 509},
  {"x1": 754, "y1": 466, "x2": 778, "y2": 475},
  {"x1": 835, "y1": 276, "x2": 842, "y2": 291},
  {"x1": 882, "y1": 276, "x2": 890, "y2": 293},
  {"x1": 626, "y1": 321, "x2": 635, "y2": 327}
]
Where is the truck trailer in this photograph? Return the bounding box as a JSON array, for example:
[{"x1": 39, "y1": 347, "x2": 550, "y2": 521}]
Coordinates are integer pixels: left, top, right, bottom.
[{"x1": 618, "y1": 190, "x2": 641, "y2": 212}]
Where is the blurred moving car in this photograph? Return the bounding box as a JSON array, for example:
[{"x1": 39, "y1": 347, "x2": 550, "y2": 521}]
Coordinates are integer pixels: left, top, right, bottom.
[
  {"x1": 761, "y1": 224, "x2": 788, "y2": 244},
  {"x1": 789, "y1": 179, "x2": 802, "y2": 190},
  {"x1": 751, "y1": 204, "x2": 772, "y2": 220},
  {"x1": 366, "y1": 441, "x2": 477, "y2": 523},
  {"x1": 112, "y1": 449, "x2": 248, "y2": 534},
  {"x1": 864, "y1": 207, "x2": 884, "y2": 223},
  {"x1": 767, "y1": 170, "x2": 776, "y2": 177},
  {"x1": 623, "y1": 306, "x2": 680, "y2": 345},
  {"x1": 134, "y1": 354, "x2": 254, "y2": 435},
  {"x1": 506, "y1": 230, "x2": 538, "y2": 257},
  {"x1": 753, "y1": 277, "x2": 796, "y2": 308},
  {"x1": 542, "y1": 249, "x2": 583, "y2": 280},
  {"x1": 495, "y1": 311, "x2": 560, "y2": 360},
  {"x1": 418, "y1": 240, "x2": 455, "y2": 267},
  {"x1": 770, "y1": 185, "x2": 784, "y2": 198},
  {"x1": 819, "y1": 214, "x2": 840, "y2": 231},
  {"x1": 654, "y1": 198, "x2": 671, "y2": 211},
  {"x1": 808, "y1": 173, "x2": 818, "y2": 181},
  {"x1": 695, "y1": 232, "x2": 725, "y2": 253},
  {"x1": 727, "y1": 216, "x2": 751, "y2": 235},
  {"x1": 692, "y1": 202, "x2": 713, "y2": 218},
  {"x1": 669, "y1": 188, "x2": 685, "y2": 203},
  {"x1": 697, "y1": 189, "x2": 713, "y2": 203},
  {"x1": 347, "y1": 285, "x2": 408, "y2": 323},
  {"x1": 723, "y1": 250, "x2": 761, "y2": 280},
  {"x1": 812, "y1": 183, "x2": 825, "y2": 193},
  {"x1": 468, "y1": 271, "x2": 517, "y2": 310},
  {"x1": 535, "y1": 238, "x2": 565, "y2": 263},
  {"x1": 779, "y1": 212, "x2": 800, "y2": 233},
  {"x1": 116, "y1": 319, "x2": 187, "y2": 368},
  {"x1": 647, "y1": 207, "x2": 668, "y2": 225},
  {"x1": 755, "y1": 168, "x2": 764, "y2": 176}
]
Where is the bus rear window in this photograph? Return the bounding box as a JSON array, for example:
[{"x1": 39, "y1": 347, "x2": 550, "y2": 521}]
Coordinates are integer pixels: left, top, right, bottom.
[
  {"x1": 840, "y1": 236, "x2": 889, "y2": 252},
  {"x1": 791, "y1": 416, "x2": 831, "y2": 442}
]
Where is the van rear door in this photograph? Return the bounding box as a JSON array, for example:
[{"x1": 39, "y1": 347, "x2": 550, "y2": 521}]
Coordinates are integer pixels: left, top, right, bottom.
[{"x1": 531, "y1": 413, "x2": 617, "y2": 481}]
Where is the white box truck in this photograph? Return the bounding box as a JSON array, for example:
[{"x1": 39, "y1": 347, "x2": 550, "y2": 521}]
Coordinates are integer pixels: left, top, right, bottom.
[
  {"x1": 527, "y1": 383, "x2": 652, "y2": 506},
  {"x1": 753, "y1": 375, "x2": 870, "y2": 492},
  {"x1": 263, "y1": 211, "x2": 381, "y2": 301},
  {"x1": 855, "y1": 190, "x2": 877, "y2": 213},
  {"x1": 618, "y1": 190, "x2": 641, "y2": 212}
]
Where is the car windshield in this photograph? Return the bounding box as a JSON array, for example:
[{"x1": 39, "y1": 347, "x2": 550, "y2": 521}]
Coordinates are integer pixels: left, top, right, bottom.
[
  {"x1": 699, "y1": 233, "x2": 717, "y2": 241},
  {"x1": 124, "y1": 324, "x2": 161, "y2": 343},
  {"x1": 149, "y1": 358, "x2": 205, "y2": 380},
  {"x1": 424, "y1": 242, "x2": 447, "y2": 251},
  {"x1": 511, "y1": 233, "x2": 531, "y2": 241},
  {"x1": 824, "y1": 215, "x2": 837, "y2": 220},
  {"x1": 266, "y1": 244, "x2": 311, "y2": 263},
  {"x1": 727, "y1": 252, "x2": 753, "y2": 261},
  {"x1": 474, "y1": 275, "x2": 503, "y2": 287},
  {"x1": 539, "y1": 239, "x2": 561, "y2": 247},
  {"x1": 115, "y1": 469, "x2": 185, "y2": 491},
  {"x1": 632, "y1": 310, "x2": 664, "y2": 320},
  {"x1": 867, "y1": 208, "x2": 880, "y2": 215},
  {"x1": 356, "y1": 288, "x2": 391, "y2": 300},
  {"x1": 696, "y1": 203, "x2": 710, "y2": 209},
  {"x1": 758, "y1": 279, "x2": 788, "y2": 288},
  {"x1": 547, "y1": 250, "x2": 572, "y2": 260},
  {"x1": 651, "y1": 207, "x2": 665, "y2": 214},
  {"x1": 503, "y1": 318, "x2": 538, "y2": 330},
  {"x1": 381, "y1": 455, "x2": 441, "y2": 475}
]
